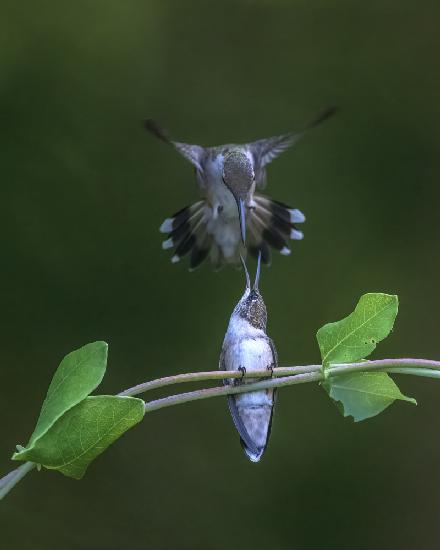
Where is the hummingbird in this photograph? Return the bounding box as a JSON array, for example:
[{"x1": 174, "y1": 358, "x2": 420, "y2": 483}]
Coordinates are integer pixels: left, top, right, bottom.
[
  {"x1": 219, "y1": 253, "x2": 277, "y2": 462},
  {"x1": 145, "y1": 106, "x2": 336, "y2": 270}
]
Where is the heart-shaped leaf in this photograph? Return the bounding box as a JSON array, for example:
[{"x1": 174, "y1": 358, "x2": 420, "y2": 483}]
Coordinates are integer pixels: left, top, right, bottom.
[
  {"x1": 322, "y1": 372, "x2": 416, "y2": 421},
  {"x1": 317, "y1": 293, "x2": 398, "y2": 368},
  {"x1": 25, "y1": 341, "x2": 108, "y2": 450},
  {"x1": 13, "y1": 396, "x2": 145, "y2": 479},
  {"x1": 317, "y1": 293, "x2": 415, "y2": 421}
]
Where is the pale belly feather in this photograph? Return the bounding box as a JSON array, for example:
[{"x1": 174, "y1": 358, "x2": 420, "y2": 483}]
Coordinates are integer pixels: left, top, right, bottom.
[
  {"x1": 224, "y1": 336, "x2": 274, "y2": 407},
  {"x1": 203, "y1": 154, "x2": 242, "y2": 259}
]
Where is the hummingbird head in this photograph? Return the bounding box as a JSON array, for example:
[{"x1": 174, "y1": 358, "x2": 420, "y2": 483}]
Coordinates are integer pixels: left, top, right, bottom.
[
  {"x1": 235, "y1": 253, "x2": 267, "y2": 330},
  {"x1": 222, "y1": 151, "x2": 255, "y2": 244}
]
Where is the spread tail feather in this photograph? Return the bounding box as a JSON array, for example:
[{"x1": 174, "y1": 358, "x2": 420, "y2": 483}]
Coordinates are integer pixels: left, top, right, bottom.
[
  {"x1": 160, "y1": 201, "x2": 212, "y2": 270},
  {"x1": 160, "y1": 201, "x2": 240, "y2": 270},
  {"x1": 159, "y1": 195, "x2": 305, "y2": 269},
  {"x1": 247, "y1": 195, "x2": 305, "y2": 265}
]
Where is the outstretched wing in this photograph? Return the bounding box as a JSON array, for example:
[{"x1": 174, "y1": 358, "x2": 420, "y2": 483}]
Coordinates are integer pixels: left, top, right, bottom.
[
  {"x1": 250, "y1": 132, "x2": 303, "y2": 188},
  {"x1": 249, "y1": 106, "x2": 337, "y2": 188},
  {"x1": 144, "y1": 119, "x2": 205, "y2": 171},
  {"x1": 252, "y1": 132, "x2": 303, "y2": 168},
  {"x1": 172, "y1": 141, "x2": 205, "y2": 171}
]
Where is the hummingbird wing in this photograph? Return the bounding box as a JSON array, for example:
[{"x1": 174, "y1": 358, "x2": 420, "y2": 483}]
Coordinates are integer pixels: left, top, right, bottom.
[
  {"x1": 249, "y1": 106, "x2": 337, "y2": 188},
  {"x1": 172, "y1": 141, "x2": 205, "y2": 171},
  {"x1": 253, "y1": 132, "x2": 303, "y2": 167},
  {"x1": 144, "y1": 119, "x2": 205, "y2": 171},
  {"x1": 250, "y1": 131, "x2": 304, "y2": 188}
]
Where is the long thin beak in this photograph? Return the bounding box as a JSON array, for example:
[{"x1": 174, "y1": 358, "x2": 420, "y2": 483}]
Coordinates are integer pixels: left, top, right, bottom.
[
  {"x1": 253, "y1": 251, "x2": 262, "y2": 291},
  {"x1": 237, "y1": 199, "x2": 247, "y2": 244},
  {"x1": 239, "y1": 255, "x2": 250, "y2": 290}
]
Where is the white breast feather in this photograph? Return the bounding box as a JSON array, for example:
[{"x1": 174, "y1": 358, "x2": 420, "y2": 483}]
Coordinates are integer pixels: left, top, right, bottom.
[
  {"x1": 222, "y1": 318, "x2": 273, "y2": 373},
  {"x1": 203, "y1": 150, "x2": 254, "y2": 260}
]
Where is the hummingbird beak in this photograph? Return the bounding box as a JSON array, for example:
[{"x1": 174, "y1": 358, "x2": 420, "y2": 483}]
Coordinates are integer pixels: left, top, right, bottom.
[
  {"x1": 253, "y1": 251, "x2": 262, "y2": 291},
  {"x1": 237, "y1": 198, "x2": 247, "y2": 244},
  {"x1": 240, "y1": 255, "x2": 251, "y2": 290}
]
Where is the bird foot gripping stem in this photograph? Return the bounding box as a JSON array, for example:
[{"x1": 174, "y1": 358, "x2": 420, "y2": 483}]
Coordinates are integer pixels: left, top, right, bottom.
[{"x1": 233, "y1": 366, "x2": 247, "y2": 386}]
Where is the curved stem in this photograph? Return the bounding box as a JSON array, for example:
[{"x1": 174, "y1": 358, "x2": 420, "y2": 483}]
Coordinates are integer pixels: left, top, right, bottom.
[
  {"x1": 144, "y1": 371, "x2": 322, "y2": 412},
  {"x1": 3, "y1": 357, "x2": 440, "y2": 500},
  {"x1": 0, "y1": 461, "x2": 36, "y2": 500},
  {"x1": 120, "y1": 358, "x2": 440, "y2": 402},
  {"x1": 384, "y1": 367, "x2": 440, "y2": 378},
  {"x1": 120, "y1": 358, "x2": 440, "y2": 412},
  {"x1": 328, "y1": 358, "x2": 440, "y2": 376},
  {"x1": 119, "y1": 365, "x2": 321, "y2": 397}
]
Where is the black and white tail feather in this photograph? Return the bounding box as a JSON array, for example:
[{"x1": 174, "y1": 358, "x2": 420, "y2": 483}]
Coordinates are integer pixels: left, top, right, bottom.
[{"x1": 160, "y1": 196, "x2": 305, "y2": 270}]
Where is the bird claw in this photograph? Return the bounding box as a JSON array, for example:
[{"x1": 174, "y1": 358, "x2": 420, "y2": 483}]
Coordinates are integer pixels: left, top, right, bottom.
[
  {"x1": 234, "y1": 366, "x2": 247, "y2": 385},
  {"x1": 267, "y1": 364, "x2": 275, "y2": 378}
]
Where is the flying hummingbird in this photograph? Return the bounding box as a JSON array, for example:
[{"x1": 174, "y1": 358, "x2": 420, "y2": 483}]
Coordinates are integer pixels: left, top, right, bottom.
[
  {"x1": 219, "y1": 254, "x2": 277, "y2": 462},
  {"x1": 145, "y1": 106, "x2": 336, "y2": 270}
]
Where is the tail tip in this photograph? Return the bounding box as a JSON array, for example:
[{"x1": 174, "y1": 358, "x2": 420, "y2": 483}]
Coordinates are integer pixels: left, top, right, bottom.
[
  {"x1": 290, "y1": 229, "x2": 304, "y2": 240},
  {"x1": 162, "y1": 238, "x2": 174, "y2": 250},
  {"x1": 289, "y1": 209, "x2": 306, "y2": 224},
  {"x1": 240, "y1": 437, "x2": 265, "y2": 463},
  {"x1": 243, "y1": 446, "x2": 264, "y2": 463},
  {"x1": 160, "y1": 218, "x2": 174, "y2": 233}
]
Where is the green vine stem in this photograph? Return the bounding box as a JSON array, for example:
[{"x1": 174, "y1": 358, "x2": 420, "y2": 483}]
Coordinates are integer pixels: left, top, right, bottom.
[
  {"x1": 118, "y1": 358, "x2": 440, "y2": 411},
  {"x1": 0, "y1": 461, "x2": 36, "y2": 499},
  {"x1": 117, "y1": 364, "x2": 321, "y2": 396},
  {"x1": 2, "y1": 357, "x2": 440, "y2": 500}
]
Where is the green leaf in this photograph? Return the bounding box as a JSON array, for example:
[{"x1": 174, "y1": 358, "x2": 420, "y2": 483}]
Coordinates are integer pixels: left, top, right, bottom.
[
  {"x1": 317, "y1": 293, "x2": 398, "y2": 368},
  {"x1": 317, "y1": 293, "x2": 416, "y2": 421},
  {"x1": 322, "y1": 372, "x2": 416, "y2": 421},
  {"x1": 26, "y1": 341, "x2": 108, "y2": 449},
  {"x1": 13, "y1": 396, "x2": 145, "y2": 479}
]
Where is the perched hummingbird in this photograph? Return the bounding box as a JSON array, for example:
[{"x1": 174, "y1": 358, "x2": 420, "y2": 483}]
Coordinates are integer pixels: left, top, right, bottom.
[
  {"x1": 145, "y1": 106, "x2": 336, "y2": 270},
  {"x1": 219, "y1": 254, "x2": 277, "y2": 462}
]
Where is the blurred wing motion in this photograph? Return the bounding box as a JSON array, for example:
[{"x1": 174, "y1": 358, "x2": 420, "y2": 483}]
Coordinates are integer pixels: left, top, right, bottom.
[
  {"x1": 250, "y1": 106, "x2": 338, "y2": 188},
  {"x1": 144, "y1": 119, "x2": 204, "y2": 171}
]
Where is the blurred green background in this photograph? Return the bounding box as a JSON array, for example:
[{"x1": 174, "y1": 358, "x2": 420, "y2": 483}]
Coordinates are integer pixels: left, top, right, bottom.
[{"x1": 2, "y1": 1, "x2": 440, "y2": 548}]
